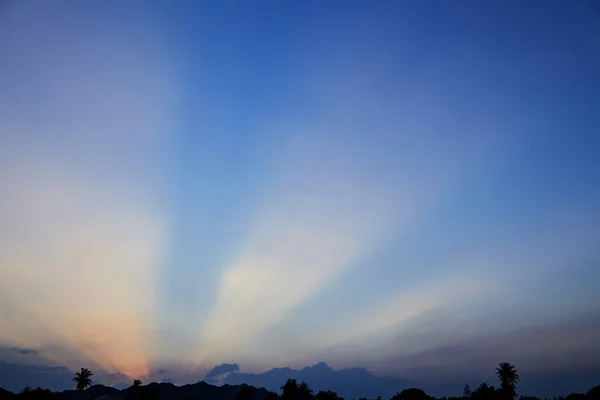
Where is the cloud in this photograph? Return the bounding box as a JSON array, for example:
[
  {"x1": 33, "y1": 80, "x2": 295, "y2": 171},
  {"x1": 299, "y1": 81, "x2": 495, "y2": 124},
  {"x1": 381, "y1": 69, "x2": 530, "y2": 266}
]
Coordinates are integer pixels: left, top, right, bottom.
[
  {"x1": 315, "y1": 275, "x2": 491, "y2": 352},
  {"x1": 205, "y1": 363, "x2": 240, "y2": 380},
  {"x1": 0, "y1": 2, "x2": 178, "y2": 376},
  {"x1": 11, "y1": 348, "x2": 37, "y2": 355},
  {"x1": 0, "y1": 346, "x2": 38, "y2": 356}
]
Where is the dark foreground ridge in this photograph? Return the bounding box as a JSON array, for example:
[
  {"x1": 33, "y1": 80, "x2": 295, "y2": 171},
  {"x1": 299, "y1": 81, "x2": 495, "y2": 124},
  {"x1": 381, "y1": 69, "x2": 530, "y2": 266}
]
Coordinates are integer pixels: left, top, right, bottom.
[
  {"x1": 1, "y1": 379, "x2": 600, "y2": 400},
  {"x1": 1, "y1": 363, "x2": 599, "y2": 400},
  {"x1": 0, "y1": 381, "x2": 271, "y2": 400}
]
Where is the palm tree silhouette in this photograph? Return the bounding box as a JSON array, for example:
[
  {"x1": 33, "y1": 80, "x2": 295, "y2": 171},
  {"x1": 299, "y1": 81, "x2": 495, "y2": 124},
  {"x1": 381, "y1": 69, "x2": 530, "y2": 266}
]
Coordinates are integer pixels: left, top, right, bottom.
[
  {"x1": 495, "y1": 362, "x2": 518, "y2": 399},
  {"x1": 73, "y1": 368, "x2": 94, "y2": 391},
  {"x1": 133, "y1": 380, "x2": 142, "y2": 387}
]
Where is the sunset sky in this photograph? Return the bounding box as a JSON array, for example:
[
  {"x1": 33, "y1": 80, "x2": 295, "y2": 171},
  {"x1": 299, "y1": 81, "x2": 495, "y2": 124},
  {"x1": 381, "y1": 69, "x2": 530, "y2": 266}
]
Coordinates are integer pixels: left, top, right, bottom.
[{"x1": 1, "y1": 0, "x2": 599, "y2": 392}]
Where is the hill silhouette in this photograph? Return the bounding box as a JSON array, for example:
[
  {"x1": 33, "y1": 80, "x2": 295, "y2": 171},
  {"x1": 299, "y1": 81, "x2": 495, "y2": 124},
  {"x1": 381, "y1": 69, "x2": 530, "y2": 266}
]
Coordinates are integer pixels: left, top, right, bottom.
[
  {"x1": 2, "y1": 376, "x2": 600, "y2": 400},
  {"x1": 1, "y1": 382, "x2": 271, "y2": 400}
]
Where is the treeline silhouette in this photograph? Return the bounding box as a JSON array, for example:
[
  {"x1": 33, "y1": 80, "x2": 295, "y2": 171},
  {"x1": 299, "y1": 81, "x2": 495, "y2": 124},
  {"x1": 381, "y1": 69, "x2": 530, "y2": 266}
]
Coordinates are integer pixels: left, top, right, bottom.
[{"x1": 1, "y1": 363, "x2": 598, "y2": 400}]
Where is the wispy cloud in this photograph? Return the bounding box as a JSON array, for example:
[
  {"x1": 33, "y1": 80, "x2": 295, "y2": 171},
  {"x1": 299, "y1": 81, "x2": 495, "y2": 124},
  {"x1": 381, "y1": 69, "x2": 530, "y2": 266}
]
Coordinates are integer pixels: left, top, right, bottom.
[
  {"x1": 0, "y1": 346, "x2": 38, "y2": 359},
  {"x1": 315, "y1": 276, "x2": 492, "y2": 352},
  {"x1": 13, "y1": 348, "x2": 37, "y2": 355}
]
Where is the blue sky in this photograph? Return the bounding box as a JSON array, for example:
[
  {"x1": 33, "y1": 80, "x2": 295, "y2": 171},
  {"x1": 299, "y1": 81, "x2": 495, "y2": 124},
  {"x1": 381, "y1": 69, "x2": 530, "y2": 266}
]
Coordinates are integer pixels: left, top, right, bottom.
[{"x1": 1, "y1": 0, "x2": 600, "y2": 392}]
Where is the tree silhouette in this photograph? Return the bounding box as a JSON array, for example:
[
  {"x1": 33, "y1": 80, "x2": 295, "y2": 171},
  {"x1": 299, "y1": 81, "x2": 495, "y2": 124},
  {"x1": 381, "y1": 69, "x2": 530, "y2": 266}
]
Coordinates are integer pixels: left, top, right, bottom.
[
  {"x1": 463, "y1": 383, "x2": 472, "y2": 399},
  {"x1": 19, "y1": 387, "x2": 32, "y2": 395},
  {"x1": 471, "y1": 383, "x2": 498, "y2": 400},
  {"x1": 265, "y1": 392, "x2": 279, "y2": 400},
  {"x1": 281, "y1": 379, "x2": 299, "y2": 400},
  {"x1": 587, "y1": 385, "x2": 600, "y2": 399},
  {"x1": 133, "y1": 380, "x2": 142, "y2": 387},
  {"x1": 316, "y1": 390, "x2": 343, "y2": 400},
  {"x1": 281, "y1": 379, "x2": 314, "y2": 400},
  {"x1": 495, "y1": 362, "x2": 518, "y2": 399},
  {"x1": 17, "y1": 387, "x2": 54, "y2": 400},
  {"x1": 297, "y1": 382, "x2": 313, "y2": 400},
  {"x1": 390, "y1": 388, "x2": 430, "y2": 400},
  {"x1": 73, "y1": 368, "x2": 93, "y2": 391}
]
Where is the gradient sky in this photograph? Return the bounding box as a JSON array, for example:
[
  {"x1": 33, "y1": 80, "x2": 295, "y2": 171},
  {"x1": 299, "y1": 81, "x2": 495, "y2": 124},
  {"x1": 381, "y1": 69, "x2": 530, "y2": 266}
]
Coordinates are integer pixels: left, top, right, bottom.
[{"x1": 1, "y1": 0, "x2": 600, "y2": 392}]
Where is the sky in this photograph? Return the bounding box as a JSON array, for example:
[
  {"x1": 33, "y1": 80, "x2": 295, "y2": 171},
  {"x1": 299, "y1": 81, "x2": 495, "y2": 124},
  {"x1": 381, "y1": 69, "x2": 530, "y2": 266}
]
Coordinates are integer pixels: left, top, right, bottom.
[{"x1": 1, "y1": 0, "x2": 600, "y2": 396}]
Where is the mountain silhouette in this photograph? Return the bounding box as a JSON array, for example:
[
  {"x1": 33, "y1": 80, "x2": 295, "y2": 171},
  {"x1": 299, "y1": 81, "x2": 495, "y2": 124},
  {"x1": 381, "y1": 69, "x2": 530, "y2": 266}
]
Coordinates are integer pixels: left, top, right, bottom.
[
  {"x1": 223, "y1": 362, "x2": 457, "y2": 399},
  {"x1": 3, "y1": 361, "x2": 600, "y2": 398},
  {"x1": 5, "y1": 382, "x2": 271, "y2": 400},
  {"x1": 61, "y1": 385, "x2": 121, "y2": 400},
  {"x1": 148, "y1": 382, "x2": 268, "y2": 400}
]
